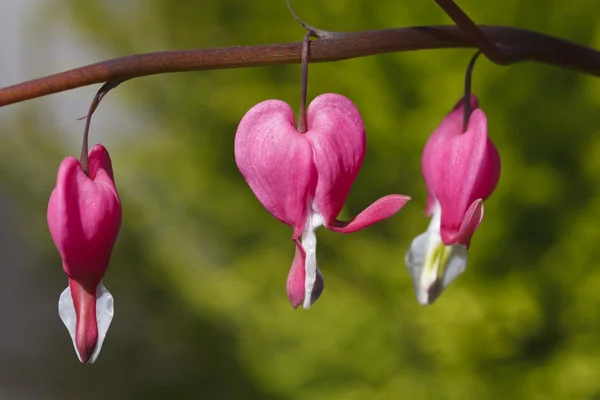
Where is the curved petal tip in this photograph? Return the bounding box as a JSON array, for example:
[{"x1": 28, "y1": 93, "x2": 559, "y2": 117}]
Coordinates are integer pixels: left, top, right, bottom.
[
  {"x1": 441, "y1": 199, "x2": 484, "y2": 248},
  {"x1": 328, "y1": 194, "x2": 410, "y2": 234}
]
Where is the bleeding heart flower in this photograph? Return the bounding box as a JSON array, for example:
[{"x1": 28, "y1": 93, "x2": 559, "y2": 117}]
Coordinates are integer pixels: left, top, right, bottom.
[
  {"x1": 235, "y1": 93, "x2": 410, "y2": 309},
  {"x1": 47, "y1": 144, "x2": 122, "y2": 363},
  {"x1": 405, "y1": 95, "x2": 500, "y2": 305}
]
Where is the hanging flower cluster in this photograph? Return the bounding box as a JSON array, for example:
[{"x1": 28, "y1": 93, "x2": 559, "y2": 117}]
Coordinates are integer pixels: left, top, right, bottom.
[{"x1": 45, "y1": 33, "x2": 499, "y2": 363}]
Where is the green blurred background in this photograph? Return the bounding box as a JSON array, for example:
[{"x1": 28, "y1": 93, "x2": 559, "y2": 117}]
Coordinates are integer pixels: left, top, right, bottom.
[{"x1": 1, "y1": 1, "x2": 600, "y2": 399}]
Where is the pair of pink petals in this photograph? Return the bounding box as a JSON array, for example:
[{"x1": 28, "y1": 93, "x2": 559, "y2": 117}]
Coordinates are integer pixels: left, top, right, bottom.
[
  {"x1": 235, "y1": 94, "x2": 409, "y2": 309},
  {"x1": 48, "y1": 144, "x2": 121, "y2": 363}
]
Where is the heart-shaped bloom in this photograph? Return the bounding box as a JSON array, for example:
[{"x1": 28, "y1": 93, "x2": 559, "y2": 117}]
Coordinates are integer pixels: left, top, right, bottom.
[
  {"x1": 405, "y1": 95, "x2": 500, "y2": 305},
  {"x1": 47, "y1": 144, "x2": 122, "y2": 363},
  {"x1": 235, "y1": 93, "x2": 410, "y2": 309}
]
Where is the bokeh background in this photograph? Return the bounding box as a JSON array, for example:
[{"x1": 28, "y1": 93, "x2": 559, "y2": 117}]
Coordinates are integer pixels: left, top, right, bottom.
[{"x1": 1, "y1": 1, "x2": 600, "y2": 399}]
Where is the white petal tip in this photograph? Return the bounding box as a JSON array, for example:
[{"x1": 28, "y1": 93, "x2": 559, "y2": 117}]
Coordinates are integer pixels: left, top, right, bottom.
[
  {"x1": 405, "y1": 227, "x2": 469, "y2": 305},
  {"x1": 416, "y1": 289, "x2": 436, "y2": 306}
]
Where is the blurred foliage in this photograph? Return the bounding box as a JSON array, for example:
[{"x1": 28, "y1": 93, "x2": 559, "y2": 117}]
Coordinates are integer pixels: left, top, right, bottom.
[{"x1": 3, "y1": 0, "x2": 600, "y2": 399}]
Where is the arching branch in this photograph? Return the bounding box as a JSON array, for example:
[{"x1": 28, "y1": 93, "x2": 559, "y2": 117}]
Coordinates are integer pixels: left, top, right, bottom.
[{"x1": 1, "y1": 25, "x2": 599, "y2": 107}]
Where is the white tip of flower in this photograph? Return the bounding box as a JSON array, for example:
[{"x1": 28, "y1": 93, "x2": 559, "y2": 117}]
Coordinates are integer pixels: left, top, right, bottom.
[
  {"x1": 302, "y1": 211, "x2": 323, "y2": 309},
  {"x1": 302, "y1": 228, "x2": 318, "y2": 310},
  {"x1": 58, "y1": 281, "x2": 114, "y2": 363},
  {"x1": 405, "y1": 202, "x2": 468, "y2": 305}
]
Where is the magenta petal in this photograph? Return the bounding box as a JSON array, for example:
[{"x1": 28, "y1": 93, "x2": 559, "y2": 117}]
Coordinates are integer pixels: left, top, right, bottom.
[
  {"x1": 422, "y1": 99, "x2": 500, "y2": 244},
  {"x1": 286, "y1": 240, "x2": 324, "y2": 308},
  {"x1": 47, "y1": 144, "x2": 122, "y2": 285},
  {"x1": 328, "y1": 194, "x2": 410, "y2": 233},
  {"x1": 235, "y1": 100, "x2": 317, "y2": 236},
  {"x1": 305, "y1": 94, "x2": 366, "y2": 225},
  {"x1": 440, "y1": 198, "x2": 483, "y2": 248},
  {"x1": 88, "y1": 143, "x2": 116, "y2": 182},
  {"x1": 68, "y1": 278, "x2": 99, "y2": 363},
  {"x1": 286, "y1": 243, "x2": 306, "y2": 309}
]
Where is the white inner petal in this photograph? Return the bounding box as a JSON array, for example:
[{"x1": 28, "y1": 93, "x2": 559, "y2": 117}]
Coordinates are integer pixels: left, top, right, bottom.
[
  {"x1": 405, "y1": 200, "x2": 468, "y2": 305},
  {"x1": 302, "y1": 210, "x2": 323, "y2": 309},
  {"x1": 58, "y1": 281, "x2": 114, "y2": 363},
  {"x1": 93, "y1": 282, "x2": 114, "y2": 363}
]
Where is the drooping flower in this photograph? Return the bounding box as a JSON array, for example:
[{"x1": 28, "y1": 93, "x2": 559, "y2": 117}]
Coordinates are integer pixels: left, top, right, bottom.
[
  {"x1": 405, "y1": 95, "x2": 500, "y2": 305},
  {"x1": 235, "y1": 93, "x2": 410, "y2": 309},
  {"x1": 47, "y1": 144, "x2": 122, "y2": 363}
]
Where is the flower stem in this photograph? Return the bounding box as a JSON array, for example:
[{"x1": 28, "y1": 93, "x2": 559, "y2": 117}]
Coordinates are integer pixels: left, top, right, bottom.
[
  {"x1": 79, "y1": 80, "x2": 124, "y2": 175},
  {"x1": 462, "y1": 51, "x2": 481, "y2": 132},
  {"x1": 297, "y1": 32, "x2": 311, "y2": 133}
]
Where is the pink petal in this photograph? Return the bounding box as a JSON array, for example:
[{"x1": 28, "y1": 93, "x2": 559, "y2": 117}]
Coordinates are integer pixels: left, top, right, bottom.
[
  {"x1": 305, "y1": 94, "x2": 366, "y2": 225},
  {"x1": 235, "y1": 100, "x2": 317, "y2": 236},
  {"x1": 328, "y1": 194, "x2": 410, "y2": 233},
  {"x1": 422, "y1": 99, "x2": 500, "y2": 245},
  {"x1": 88, "y1": 143, "x2": 115, "y2": 182},
  {"x1": 286, "y1": 242, "x2": 306, "y2": 308},
  {"x1": 68, "y1": 277, "x2": 98, "y2": 364},
  {"x1": 422, "y1": 96, "x2": 479, "y2": 196},
  {"x1": 440, "y1": 198, "x2": 483, "y2": 248},
  {"x1": 286, "y1": 240, "x2": 324, "y2": 308},
  {"x1": 47, "y1": 146, "x2": 122, "y2": 285}
]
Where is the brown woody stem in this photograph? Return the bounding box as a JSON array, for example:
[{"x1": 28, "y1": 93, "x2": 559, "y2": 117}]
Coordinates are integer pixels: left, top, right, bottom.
[
  {"x1": 1, "y1": 25, "x2": 599, "y2": 108},
  {"x1": 433, "y1": 0, "x2": 509, "y2": 64}
]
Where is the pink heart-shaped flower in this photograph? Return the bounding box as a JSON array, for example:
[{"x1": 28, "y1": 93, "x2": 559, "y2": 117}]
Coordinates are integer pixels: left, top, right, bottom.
[{"x1": 235, "y1": 94, "x2": 409, "y2": 308}]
